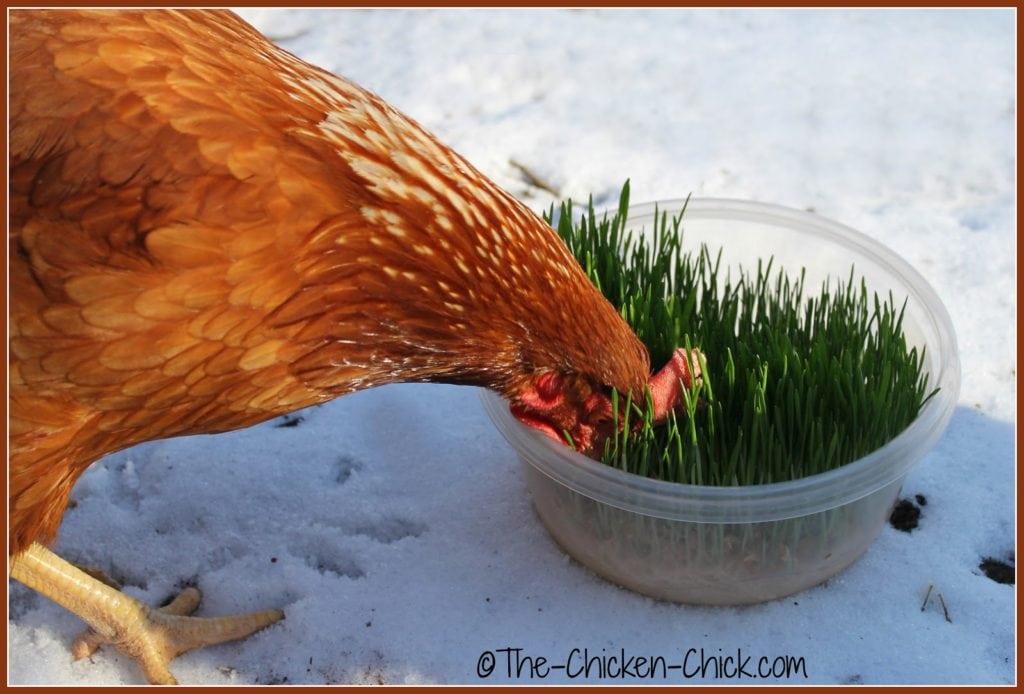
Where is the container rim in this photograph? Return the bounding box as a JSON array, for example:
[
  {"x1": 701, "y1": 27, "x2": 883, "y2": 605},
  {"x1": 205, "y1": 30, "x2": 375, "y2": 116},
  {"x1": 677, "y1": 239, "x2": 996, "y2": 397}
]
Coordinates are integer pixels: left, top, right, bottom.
[{"x1": 481, "y1": 197, "x2": 961, "y2": 523}]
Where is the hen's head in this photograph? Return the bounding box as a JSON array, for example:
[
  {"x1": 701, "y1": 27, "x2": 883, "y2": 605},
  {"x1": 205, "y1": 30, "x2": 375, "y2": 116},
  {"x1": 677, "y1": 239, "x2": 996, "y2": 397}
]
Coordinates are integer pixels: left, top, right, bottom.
[
  {"x1": 481, "y1": 269, "x2": 647, "y2": 452},
  {"x1": 510, "y1": 372, "x2": 630, "y2": 453},
  {"x1": 508, "y1": 337, "x2": 703, "y2": 454}
]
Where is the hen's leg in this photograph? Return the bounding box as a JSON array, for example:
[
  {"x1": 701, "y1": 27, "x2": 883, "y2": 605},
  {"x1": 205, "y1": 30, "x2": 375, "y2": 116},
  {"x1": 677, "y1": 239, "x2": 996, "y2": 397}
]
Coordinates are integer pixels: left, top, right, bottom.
[{"x1": 10, "y1": 542, "x2": 284, "y2": 685}]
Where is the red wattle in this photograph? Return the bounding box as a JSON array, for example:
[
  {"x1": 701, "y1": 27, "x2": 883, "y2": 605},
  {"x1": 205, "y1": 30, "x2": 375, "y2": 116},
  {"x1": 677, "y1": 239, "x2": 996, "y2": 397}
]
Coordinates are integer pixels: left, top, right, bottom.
[{"x1": 647, "y1": 347, "x2": 703, "y2": 423}]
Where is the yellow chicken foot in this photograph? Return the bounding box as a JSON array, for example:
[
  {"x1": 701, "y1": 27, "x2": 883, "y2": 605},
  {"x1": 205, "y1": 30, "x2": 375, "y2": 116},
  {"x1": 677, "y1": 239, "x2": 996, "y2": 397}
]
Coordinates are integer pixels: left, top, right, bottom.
[
  {"x1": 66, "y1": 555, "x2": 204, "y2": 660},
  {"x1": 71, "y1": 585, "x2": 204, "y2": 660},
  {"x1": 10, "y1": 542, "x2": 284, "y2": 685}
]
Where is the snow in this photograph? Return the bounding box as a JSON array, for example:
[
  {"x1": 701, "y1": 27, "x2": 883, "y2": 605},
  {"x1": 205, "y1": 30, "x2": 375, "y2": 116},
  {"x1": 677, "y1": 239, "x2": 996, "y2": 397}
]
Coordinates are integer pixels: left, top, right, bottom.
[{"x1": 8, "y1": 7, "x2": 1015, "y2": 685}]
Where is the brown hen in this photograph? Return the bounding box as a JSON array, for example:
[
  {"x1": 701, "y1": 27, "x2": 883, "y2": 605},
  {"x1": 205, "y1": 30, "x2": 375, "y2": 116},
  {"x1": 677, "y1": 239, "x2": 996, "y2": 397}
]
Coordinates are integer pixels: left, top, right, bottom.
[{"x1": 9, "y1": 9, "x2": 696, "y2": 684}]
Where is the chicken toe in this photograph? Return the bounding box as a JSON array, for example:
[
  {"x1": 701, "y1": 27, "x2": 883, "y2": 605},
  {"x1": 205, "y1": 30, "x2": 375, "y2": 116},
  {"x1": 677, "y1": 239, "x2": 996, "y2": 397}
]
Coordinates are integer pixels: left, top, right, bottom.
[
  {"x1": 71, "y1": 585, "x2": 201, "y2": 660},
  {"x1": 10, "y1": 542, "x2": 284, "y2": 685}
]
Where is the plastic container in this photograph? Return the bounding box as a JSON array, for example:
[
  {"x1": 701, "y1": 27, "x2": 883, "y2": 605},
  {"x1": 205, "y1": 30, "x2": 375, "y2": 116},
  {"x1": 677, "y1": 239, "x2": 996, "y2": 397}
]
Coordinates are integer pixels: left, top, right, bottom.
[{"x1": 481, "y1": 198, "x2": 960, "y2": 605}]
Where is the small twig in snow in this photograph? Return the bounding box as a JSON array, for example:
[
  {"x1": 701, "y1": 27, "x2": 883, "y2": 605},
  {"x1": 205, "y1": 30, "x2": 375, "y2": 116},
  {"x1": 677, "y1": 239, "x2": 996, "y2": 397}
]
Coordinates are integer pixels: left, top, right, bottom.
[
  {"x1": 509, "y1": 159, "x2": 561, "y2": 197},
  {"x1": 264, "y1": 28, "x2": 311, "y2": 43},
  {"x1": 920, "y1": 584, "x2": 933, "y2": 611},
  {"x1": 938, "y1": 592, "x2": 952, "y2": 623},
  {"x1": 921, "y1": 584, "x2": 952, "y2": 623}
]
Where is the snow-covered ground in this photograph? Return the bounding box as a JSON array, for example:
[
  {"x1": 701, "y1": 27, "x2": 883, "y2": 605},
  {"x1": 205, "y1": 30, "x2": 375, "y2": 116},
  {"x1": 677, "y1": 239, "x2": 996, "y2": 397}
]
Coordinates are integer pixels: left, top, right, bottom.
[{"x1": 8, "y1": 8, "x2": 1016, "y2": 685}]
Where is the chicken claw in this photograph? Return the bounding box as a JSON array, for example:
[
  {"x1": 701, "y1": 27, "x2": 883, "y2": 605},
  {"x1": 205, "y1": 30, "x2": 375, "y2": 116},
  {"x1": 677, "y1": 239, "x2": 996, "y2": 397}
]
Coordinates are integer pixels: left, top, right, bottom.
[{"x1": 10, "y1": 542, "x2": 284, "y2": 685}]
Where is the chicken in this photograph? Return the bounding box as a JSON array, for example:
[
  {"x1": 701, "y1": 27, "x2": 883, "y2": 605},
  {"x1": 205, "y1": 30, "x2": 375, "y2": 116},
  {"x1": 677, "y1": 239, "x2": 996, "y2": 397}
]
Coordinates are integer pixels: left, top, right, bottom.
[{"x1": 9, "y1": 9, "x2": 698, "y2": 684}]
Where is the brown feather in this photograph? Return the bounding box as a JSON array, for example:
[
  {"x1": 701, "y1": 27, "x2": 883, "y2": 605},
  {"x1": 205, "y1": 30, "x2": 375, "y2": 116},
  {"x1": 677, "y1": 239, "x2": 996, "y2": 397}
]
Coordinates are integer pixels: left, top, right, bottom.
[{"x1": 8, "y1": 9, "x2": 650, "y2": 555}]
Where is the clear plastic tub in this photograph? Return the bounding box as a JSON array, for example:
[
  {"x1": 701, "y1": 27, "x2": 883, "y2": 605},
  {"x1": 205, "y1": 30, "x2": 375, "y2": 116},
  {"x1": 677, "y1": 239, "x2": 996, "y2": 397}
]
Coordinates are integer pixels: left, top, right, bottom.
[{"x1": 481, "y1": 198, "x2": 960, "y2": 605}]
